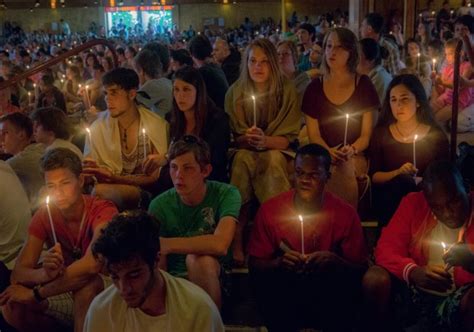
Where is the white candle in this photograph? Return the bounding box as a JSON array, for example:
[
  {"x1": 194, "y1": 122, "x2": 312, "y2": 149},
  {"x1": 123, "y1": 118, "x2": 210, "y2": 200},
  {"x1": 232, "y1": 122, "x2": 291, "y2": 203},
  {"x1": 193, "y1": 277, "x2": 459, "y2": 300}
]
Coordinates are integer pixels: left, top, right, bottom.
[
  {"x1": 142, "y1": 128, "x2": 147, "y2": 158},
  {"x1": 417, "y1": 53, "x2": 421, "y2": 74},
  {"x1": 441, "y1": 242, "x2": 447, "y2": 253},
  {"x1": 343, "y1": 114, "x2": 349, "y2": 146},
  {"x1": 84, "y1": 85, "x2": 91, "y2": 109},
  {"x1": 86, "y1": 127, "x2": 92, "y2": 153},
  {"x1": 432, "y1": 58, "x2": 437, "y2": 73},
  {"x1": 413, "y1": 134, "x2": 418, "y2": 169},
  {"x1": 298, "y1": 215, "x2": 305, "y2": 256},
  {"x1": 33, "y1": 83, "x2": 39, "y2": 102},
  {"x1": 28, "y1": 91, "x2": 32, "y2": 104},
  {"x1": 45, "y1": 196, "x2": 58, "y2": 244},
  {"x1": 251, "y1": 95, "x2": 257, "y2": 127}
]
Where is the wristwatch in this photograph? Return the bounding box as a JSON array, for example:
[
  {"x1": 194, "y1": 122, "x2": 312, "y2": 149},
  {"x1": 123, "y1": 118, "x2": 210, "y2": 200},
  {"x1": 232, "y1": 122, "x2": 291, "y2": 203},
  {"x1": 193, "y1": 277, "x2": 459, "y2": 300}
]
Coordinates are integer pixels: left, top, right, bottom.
[{"x1": 33, "y1": 285, "x2": 45, "y2": 303}]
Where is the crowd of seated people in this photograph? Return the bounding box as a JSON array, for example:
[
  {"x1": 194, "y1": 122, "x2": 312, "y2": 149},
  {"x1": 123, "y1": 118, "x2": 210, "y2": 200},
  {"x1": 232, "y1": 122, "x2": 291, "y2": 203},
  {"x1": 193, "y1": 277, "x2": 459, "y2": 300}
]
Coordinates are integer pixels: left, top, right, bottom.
[{"x1": 0, "y1": 6, "x2": 473, "y2": 332}]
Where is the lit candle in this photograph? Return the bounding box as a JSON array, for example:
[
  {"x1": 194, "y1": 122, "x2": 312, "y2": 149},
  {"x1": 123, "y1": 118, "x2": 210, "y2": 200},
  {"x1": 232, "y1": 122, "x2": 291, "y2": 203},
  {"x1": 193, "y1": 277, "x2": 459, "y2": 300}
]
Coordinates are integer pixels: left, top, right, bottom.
[
  {"x1": 413, "y1": 134, "x2": 418, "y2": 169},
  {"x1": 431, "y1": 10, "x2": 436, "y2": 17},
  {"x1": 417, "y1": 52, "x2": 421, "y2": 74},
  {"x1": 343, "y1": 114, "x2": 349, "y2": 146},
  {"x1": 432, "y1": 58, "x2": 437, "y2": 73},
  {"x1": 251, "y1": 95, "x2": 257, "y2": 127},
  {"x1": 298, "y1": 215, "x2": 305, "y2": 256},
  {"x1": 441, "y1": 242, "x2": 452, "y2": 270},
  {"x1": 450, "y1": 10, "x2": 454, "y2": 18},
  {"x1": 85, "y1": 85, "x2": 91, "y2": 109},
  {"x1": 28, "y1": 91, "x2": 32, "y2": 104},
  {"x1": 33, "y1": 83, "x2": 39, "y2": 102},
  {"x1": 45, "y1": 196, "x2": 58, "y2": 244},
  {"x1": 142, "y1": 128, "x2": 147, "y2": 158},
  {"x1": 86, "y1": 127, "x2": 93, "y2": 153}
]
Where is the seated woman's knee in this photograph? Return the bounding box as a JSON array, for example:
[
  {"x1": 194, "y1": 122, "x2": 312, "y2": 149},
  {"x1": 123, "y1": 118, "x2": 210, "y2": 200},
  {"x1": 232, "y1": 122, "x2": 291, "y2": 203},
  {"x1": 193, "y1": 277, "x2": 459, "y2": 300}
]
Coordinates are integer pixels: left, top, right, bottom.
[
  {"x1": 362, "y1": 265, "x2": 391, "y2": 292},
  {"x1": 186, "y1": 254, "x2": 220, "y2": 277}
]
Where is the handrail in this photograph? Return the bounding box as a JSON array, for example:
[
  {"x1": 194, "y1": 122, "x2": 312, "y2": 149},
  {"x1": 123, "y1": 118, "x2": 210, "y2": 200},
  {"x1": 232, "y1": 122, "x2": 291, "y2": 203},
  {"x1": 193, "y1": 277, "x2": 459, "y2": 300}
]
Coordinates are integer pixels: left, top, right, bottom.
[
  {"x1": 0, "y1": 38, "x2": 118, "y2": 91},
  {"x1": 450, "y1": 39, "x2": 463, "y2": 162}
]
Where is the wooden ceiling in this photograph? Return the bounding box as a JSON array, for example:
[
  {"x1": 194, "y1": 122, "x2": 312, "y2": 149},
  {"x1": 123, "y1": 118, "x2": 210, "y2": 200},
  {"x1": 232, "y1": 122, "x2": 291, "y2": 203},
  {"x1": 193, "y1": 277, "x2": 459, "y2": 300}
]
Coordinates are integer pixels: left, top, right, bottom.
[{"x1": 0, "y1": 0, "x2": 279, "y2": 9}]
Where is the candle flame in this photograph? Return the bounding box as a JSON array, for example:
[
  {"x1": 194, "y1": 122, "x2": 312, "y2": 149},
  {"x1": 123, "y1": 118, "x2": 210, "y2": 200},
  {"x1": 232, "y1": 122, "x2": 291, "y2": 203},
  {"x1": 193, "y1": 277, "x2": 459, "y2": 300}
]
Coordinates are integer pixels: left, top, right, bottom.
[
  {"x1": 298, "y1": 214, "x2": 303, "y2": 223},
  {"x1": 33, "y1": 83, "x2": 36, "y2": 87},
  {"x1": 78, "y1": 84, "x2": 82, "y2": 89},
  {"x1": 46, "y1": 195, "x2": 50, "y2": 204},
  {"x1": 346, "y1": 113, "x2": 349, "y2": 119},
  {"x1": 142, "y1": 128, "x2": 146, "y2": 134},
  {"x1": 432, "y1": 58, "x2": 436, "y2": 64},
  {"x1": 441, "y1": 242, "x2": 446, "y2": 250},
  {"x1": 251, "y1": 95, "x2": 256, "y2": 101},
  {"x1": 414, "y1": 134, "x2": 418, "y2": 141},
  {"x1": 86, "y1": 127, "x2": 91, "y2": 134},
  {"x1": 417, "y1": 52, "x2": 421, "y2": 57},
  {"x1": 85, "y1": 85, "x2": 89, "y2": 90}
]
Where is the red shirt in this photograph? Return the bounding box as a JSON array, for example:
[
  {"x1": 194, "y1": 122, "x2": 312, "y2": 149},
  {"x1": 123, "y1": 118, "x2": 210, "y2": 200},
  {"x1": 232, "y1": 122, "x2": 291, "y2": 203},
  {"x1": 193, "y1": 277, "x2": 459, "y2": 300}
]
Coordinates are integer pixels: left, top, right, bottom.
[
  {"x1": 248, "y1": 190, "x2": 367, "y2": 265},
  {"x1": 29, "y1": 195, "x2": 118, "y2": 266},
  {"x1": 375, "y1": 192, "x2": 474, "y2": 287}
]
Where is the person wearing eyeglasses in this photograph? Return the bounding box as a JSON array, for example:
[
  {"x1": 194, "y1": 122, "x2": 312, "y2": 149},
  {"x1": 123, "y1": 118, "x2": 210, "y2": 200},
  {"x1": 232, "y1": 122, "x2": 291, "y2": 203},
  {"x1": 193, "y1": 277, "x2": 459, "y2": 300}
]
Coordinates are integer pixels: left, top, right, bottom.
[
  {"x1": 225, "y1": 38, "x2": 301, "y2": 266},
  {"x1": 248, "y1": 144, "x2": 367, "y2": 332},
  {"x1": 148, "y1": 136, "x2": 241, "y2": 310}
]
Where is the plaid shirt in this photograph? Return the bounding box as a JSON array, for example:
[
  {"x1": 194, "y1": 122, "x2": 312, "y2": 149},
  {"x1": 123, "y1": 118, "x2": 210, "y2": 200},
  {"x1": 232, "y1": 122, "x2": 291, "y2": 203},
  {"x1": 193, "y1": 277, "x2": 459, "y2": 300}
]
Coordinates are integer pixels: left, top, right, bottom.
[{"x1": 379, "y1": 36, "x2": 402, "y2": 76}]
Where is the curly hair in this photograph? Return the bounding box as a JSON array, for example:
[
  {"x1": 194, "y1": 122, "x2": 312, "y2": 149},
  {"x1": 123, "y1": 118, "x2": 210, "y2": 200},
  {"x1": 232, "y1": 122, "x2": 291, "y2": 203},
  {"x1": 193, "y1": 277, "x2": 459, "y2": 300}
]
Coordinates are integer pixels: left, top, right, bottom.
[{"x1": 92, "y1": 210, "x2": 161, "y2": 270}]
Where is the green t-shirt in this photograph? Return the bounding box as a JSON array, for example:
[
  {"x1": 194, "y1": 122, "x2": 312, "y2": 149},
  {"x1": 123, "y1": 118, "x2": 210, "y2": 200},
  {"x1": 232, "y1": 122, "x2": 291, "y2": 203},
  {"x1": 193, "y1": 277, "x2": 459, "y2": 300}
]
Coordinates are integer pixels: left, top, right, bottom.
[{"x1": 148, "y1": 181, "x2": 241, "y2": 277}]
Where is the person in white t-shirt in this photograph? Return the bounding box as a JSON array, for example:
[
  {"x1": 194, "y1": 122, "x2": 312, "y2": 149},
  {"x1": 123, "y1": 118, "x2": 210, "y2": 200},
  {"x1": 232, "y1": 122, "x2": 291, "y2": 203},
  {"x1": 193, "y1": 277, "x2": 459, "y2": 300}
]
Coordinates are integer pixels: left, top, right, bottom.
[{"x1": 84, "y1": 210, "x2": 224, "y2": 332}]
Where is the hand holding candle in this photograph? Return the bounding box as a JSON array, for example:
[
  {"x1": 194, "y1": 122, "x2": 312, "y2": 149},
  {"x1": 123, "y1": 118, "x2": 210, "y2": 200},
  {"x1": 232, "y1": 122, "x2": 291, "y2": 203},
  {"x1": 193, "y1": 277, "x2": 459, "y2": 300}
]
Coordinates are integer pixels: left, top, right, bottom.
[
  {"x1": 298, "y1": 214, "x2": 305, "y2": 256},
  {"x1": 45, "y1": 196, "x2": 58, "y2": 244}
]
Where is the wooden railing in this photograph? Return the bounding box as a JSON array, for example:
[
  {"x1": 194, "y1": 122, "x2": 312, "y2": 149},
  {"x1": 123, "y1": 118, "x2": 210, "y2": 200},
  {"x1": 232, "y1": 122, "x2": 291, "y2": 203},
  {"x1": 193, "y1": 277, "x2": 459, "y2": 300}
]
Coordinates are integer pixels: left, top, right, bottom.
[{"x1": 0, "y1": 38, "x2": 118, "y2": 90}]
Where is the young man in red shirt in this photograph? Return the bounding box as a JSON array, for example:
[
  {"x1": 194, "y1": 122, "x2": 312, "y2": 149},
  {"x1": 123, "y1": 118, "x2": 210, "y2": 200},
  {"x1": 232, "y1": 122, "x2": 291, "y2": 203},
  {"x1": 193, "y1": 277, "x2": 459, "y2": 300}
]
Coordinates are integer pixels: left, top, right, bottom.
[
  {"x1": 363, "y1": 160, "x2": 474, "y2": 331},
  {"x1": 0, "y1": 148, "x2": 118, "y2": 332},
  {"x1": 248, "y1": 144, "x2": 368, "y2": 332}
]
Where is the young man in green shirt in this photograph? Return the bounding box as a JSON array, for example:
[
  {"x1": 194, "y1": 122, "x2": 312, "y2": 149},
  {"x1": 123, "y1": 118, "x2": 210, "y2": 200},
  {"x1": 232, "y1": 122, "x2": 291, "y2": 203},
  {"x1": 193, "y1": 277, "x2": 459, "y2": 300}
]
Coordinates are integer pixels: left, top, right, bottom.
[{"x1": 148, "y1": 135, "x2": 241, "y2": 309}]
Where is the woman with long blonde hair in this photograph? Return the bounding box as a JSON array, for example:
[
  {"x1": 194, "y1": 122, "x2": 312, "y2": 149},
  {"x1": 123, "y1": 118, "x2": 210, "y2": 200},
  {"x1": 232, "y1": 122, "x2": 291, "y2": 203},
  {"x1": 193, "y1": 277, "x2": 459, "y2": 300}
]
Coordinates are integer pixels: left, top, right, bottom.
[{"x1": 225, "y1": 38, "x2": 300, "y2": 265}]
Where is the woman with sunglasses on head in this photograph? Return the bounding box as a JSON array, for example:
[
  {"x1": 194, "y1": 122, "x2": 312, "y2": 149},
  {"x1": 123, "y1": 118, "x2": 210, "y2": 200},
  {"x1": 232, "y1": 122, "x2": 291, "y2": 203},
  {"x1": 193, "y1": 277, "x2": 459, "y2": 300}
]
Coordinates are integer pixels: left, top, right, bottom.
[
  {"x1": 167, "y1": 65, "x2": 230, "y2": 183},
  {"x1": 302, "y1": 27, "x2": 380, "y2": 209},
  {"x1": 225, "y1": 38, "x2": 300, "y2": 265},
  {"x1": 369, "y1": 74, "x2": 449, "y2": 227}
]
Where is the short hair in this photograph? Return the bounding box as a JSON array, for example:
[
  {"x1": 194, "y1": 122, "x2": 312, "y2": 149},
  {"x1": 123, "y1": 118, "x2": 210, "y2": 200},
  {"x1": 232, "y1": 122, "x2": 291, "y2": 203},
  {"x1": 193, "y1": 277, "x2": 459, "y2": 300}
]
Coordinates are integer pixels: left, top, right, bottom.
[
  {"x1": 134, "y1": 49, "x2": 162, "y2": 79},
  {"x1": 92, "y1": 210, "x2": 160, "y2": 271},
  {"x1": 365, "y1": 12, "x2": 385, "y2": 34},
  {"x1": 40, "y1": 73, "x2": 55, "y2": 86},
  {"x1": 102, "y1": 67, "x2": 139, "y2": 91},
  {"x1": 296, "y1": 144, "x2": 331, "y2": 173},
  {"x1": 359, "y1": 38, "x2": 384, "y2": 66},
  {"x1": 168, "y1": 135, "x2": 211, "y2": 169},
  {"x1": 143, "y1": 42, "x2": 170, "y2": 73},
  {"x1": 298, "y1": 23, "x2": 316, "y2": 42},
  {"x1": 0, "y1": 112, "x2": 33, "y2": 139},
  {"x1": 445, "y1": 38, "x2": 462, "y2": 50},
  {"x1": 189, "y1": 35, "x2": 213, "y2": 61},
  {"x1": 31, "y1": 107, "x2": 70, "y2": 140},
  {"x1": 277, "y1": 40, "x2": 299, "y2": 68},
  {"x1": 455, "y1": 15, "x2": 474, "y2": 34},
  {"x1": 423, "y1": 160, "x2": 465, "y2": 193},
  {"x1": 40, "y1": 147, "x2": 82, "y2": 177},
  {"x1": 170, "y1": 49, "x2": 193, "y2": 67},
  {"x1": 321, "y1": 27, "x2": 360, "y2": 74}
]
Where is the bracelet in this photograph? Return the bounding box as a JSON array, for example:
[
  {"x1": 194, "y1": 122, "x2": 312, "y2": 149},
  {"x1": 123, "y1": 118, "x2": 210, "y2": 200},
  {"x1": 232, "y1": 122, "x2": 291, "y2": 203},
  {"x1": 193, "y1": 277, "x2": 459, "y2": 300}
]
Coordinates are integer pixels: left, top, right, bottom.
[{"x1": 33, "y1": 285, "x2": 45, "y2": 303}]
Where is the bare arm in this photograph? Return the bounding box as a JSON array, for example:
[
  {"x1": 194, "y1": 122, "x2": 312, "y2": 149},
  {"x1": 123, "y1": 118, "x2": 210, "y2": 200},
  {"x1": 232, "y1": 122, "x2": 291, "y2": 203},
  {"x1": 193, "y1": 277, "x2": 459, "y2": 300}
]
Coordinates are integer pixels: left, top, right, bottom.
[
  {"x1": 38, "y1": 223, "x2": 107, "y2": 298},
  {"x1": 160, "y1": 217, "x2": 237, "y2": 257}
]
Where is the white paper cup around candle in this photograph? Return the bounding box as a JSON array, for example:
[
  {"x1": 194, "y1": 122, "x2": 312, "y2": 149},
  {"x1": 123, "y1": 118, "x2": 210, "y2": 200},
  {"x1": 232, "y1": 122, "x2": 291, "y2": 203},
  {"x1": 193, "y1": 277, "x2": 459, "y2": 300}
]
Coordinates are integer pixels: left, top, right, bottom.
[
  {"x1": 298, "y1": 214, "x2": 304, "y2": 256},
  {"x1": 45, "y1": 196, "x2": 58, "y2": 244}
]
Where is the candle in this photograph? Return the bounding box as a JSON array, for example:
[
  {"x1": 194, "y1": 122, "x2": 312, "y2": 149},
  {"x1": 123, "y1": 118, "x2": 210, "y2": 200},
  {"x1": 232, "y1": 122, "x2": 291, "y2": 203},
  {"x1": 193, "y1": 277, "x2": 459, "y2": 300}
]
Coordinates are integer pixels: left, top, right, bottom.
[
  {"x1": 86, "y1": 127, "x2": 92, "y2": 153},
  {"x1": 251, "y1": 95, "x2": 257, "y2": 127},
  {"x1": 33, "y1": 83, "x2": 39, "y2": 102},
  {"x1": 417, "y1": 53, "x2": 421, "y2": 74},
  {"x1": 28, "y1": 91, "x2": 32, "y2": 104},
  {"x1": 45, "y1": 196, "x2": 58, "y2": 244},
  {"x1": 441, "y1": 242, "x2": 452, "y2": 270},
  {"x1": 84, "y1": 85, "x2": 91, "y2": 109},
  {"x1": 298, "y1": 215, "x2": 305, "y2": 256},
  {"x1": 432, "y1": 58, "x2": 437, "y2": 73},
  {"x1": 431, "y1": 10, "x2": 435, "y2": 17},
  {"x1": 413, "y1": 134, "x2": 418, "y2": 169},
  {"x1": 343, "y1": 114, "x2": 349, "y2": 146},
  {"x1": 450, "y1": 10, "x2": 454, "y2": 18},
  {"x1": 142, "y1": 128, "x2": 147, "y2": 158}
]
